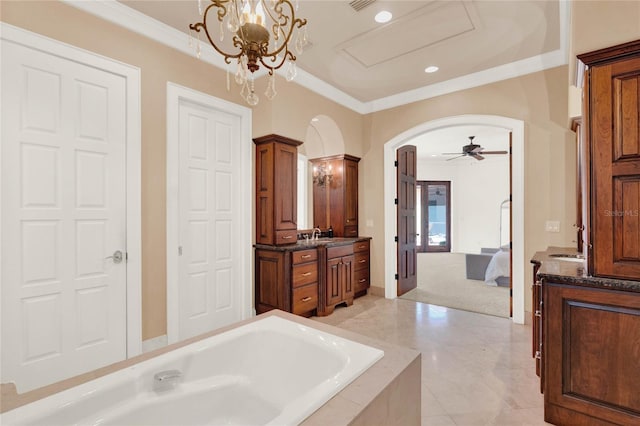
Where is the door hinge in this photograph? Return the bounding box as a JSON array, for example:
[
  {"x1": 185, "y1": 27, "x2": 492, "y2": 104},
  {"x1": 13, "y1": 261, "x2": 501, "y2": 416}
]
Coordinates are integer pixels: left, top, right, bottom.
[
  {"x1": 510, "y1": 289, "x2": 513, "y2": 296},
  {"x1": 394, "y1": 160, "x2": 398, "y2": 167},
  {"x1": 394, "y1": 236, "x2": 398, "y2": 242},
  {"x1": 178, "y1": 246, "x2": 183, "y2": 256},
  {"x1": 125, "y1": 252, "x2": 129, "y2": 262},
  {"x1": 394, "y1": 198, "x2": 398, "y2": 205},
  {"x1": 395, "y1": 273, "x2": 399, "y2": 280}
]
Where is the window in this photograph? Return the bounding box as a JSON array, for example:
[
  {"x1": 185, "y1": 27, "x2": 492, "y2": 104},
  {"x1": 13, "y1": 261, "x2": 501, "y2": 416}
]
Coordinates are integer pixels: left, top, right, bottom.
[{"x1": 416, "y1": 181, "x2": 451, "y2": 252}]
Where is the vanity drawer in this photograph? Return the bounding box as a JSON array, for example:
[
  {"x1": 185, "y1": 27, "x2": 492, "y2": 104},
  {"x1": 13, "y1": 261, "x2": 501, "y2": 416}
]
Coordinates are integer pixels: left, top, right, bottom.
[
  {"x1": 327, "y1": 244, "x2": 353, "y2": 259},
  {"x1": 354, "y1": 252, "x2": 369, "y2": 271},
  {"x1": 353, "y1": 240, "x2": 369, "y2": 253},
  {"x1": 292, "y1": 283, "x2": 318, "y2": 315},
  {"x1": 354, "y1": 269, "x2": 370, "y2": 292},
  {"x1": 275, "y1": 230, "x2": 298, "y2": 245},
  {"x1": 292, "y1": 263, "x2": 317, "y2": 288},
  {"x1": 344, "y1": 226, "x2": 358, "y2": 237},
  {"x1": 292, "y1": 249, "x2": 317, "y2": 264}
]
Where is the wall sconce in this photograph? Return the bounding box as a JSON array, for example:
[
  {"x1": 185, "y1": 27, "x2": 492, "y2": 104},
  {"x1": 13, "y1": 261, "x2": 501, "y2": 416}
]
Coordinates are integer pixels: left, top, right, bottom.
[{"x1": 313, "y1": 163, "x2": 333, "y2": 186}]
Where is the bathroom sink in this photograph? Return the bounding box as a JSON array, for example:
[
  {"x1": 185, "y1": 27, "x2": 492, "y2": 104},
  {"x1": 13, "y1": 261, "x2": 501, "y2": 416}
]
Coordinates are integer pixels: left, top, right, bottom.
[{"x1": 549, "y1": 253, "x2": 584, "y2": 262}]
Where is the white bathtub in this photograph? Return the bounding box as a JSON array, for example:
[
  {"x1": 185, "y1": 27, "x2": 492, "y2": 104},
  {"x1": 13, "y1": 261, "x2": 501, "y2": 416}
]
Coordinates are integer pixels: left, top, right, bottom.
[{"x1": 1, "y1": 315, "x2": 384, "y2": 426}]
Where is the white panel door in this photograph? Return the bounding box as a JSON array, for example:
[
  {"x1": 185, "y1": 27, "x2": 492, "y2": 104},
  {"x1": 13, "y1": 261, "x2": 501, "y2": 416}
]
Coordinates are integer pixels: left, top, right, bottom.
[
  {"x1": 1, "y1": 40, "x2": 127, "y2": 392},
  {"x1": 178, "y1": 101, "x2": 241, "y2": 339}
]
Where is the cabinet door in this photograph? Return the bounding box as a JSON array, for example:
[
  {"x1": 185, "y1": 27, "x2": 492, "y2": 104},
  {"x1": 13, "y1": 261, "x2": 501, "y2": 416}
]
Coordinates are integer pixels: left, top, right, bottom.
[
  {"x1": 344, "y1": 159, "x2": 358, "y2": 228},
  {"x1": 326, "y1": 257, "x2": 342, "y2": 306},
  {"x1": 274, "y1": 142, "x2": 298, "y2": 232},
  {"x1": 589, "y1": 55, "x2": 640, "y2": 280},
  {"x1": 544, "y1": 283, "x2": 640, "y2": 425},
  {"x1": 255, "y1": 250, "x2": 287, "y2": 313},
  {"x1": 341, "y1": 254, "x2": 355, "y2": 300}
]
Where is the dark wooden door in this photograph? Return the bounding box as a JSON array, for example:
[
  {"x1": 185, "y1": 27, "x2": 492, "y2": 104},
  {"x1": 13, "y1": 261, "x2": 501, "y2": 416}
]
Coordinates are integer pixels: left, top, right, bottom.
[
  {"x1": 397, "y1": 145, "x2": 417, "y2": 296},
  {"x1": 587, "y1": 53, "x2": 640, "y2": 279}
]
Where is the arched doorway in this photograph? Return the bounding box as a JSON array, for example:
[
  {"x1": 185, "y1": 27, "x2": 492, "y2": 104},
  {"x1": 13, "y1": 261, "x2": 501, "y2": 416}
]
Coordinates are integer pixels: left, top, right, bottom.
[{"x1": 383, "y1": 115, "x2": 526, "y2": 324}]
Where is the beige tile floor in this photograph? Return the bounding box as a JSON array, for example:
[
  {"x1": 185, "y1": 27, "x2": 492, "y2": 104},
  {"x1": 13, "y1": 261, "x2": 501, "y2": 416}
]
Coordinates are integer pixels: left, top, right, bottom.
[{"x1": 312, "y1": 295, "x2": 550, "y2": 426}]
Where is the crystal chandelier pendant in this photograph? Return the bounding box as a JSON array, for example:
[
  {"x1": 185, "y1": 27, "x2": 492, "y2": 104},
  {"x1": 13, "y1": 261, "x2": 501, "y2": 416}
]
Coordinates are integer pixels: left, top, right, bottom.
[
  {"x1": 246, "y1": 91, "x2": 259, "y2": 106},
  {"x1": 264, "y1": 74, "x2": 277, "y2": 100},
  {"x1": 295, "y1": 33, "x2": 304, "y2": 55},
  {"x1": 235, "y1": 60, "x2": 246, "y2": 85},
  {"x1": 285, "y1": 60, "x2": 297, "y2": 82}
]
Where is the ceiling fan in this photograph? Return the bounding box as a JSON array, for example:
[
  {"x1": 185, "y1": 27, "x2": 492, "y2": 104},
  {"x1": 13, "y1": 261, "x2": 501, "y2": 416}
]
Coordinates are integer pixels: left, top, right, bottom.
[{"x1": 442, "y1": 136, "x2": 508, "y2": 161}]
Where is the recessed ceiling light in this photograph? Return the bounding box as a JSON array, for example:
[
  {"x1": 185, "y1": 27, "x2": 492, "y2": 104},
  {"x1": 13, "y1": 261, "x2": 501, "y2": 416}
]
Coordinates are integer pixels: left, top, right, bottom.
[
  {"x1": 424, "y1": 66, "x2": 439, "y2": 73},
  {"x1": 374, "y1": 11, "x2": 392, "y2": 23}
]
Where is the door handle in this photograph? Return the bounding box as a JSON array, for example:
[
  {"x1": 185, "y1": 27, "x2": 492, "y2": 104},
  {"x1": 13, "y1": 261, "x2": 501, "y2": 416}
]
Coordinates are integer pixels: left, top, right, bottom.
[{"x1": 105, "y1": 250, "x2": 124, "y2": 264}]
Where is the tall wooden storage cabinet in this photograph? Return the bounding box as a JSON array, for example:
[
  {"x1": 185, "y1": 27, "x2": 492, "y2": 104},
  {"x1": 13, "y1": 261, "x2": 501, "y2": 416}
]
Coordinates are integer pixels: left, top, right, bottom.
[
  {"x1": 580, "y1": 40, "x2": 640, "y2": 280},
  {"x1": 310, "y1": 154, "x2": 359, "y2": 237},
  {"x1": 254, "y1": 134, "x2": 302, "y2": 245}
]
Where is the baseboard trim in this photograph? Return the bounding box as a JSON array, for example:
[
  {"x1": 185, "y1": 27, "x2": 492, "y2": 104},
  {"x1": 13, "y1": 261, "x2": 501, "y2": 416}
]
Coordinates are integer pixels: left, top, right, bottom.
[{"x1": 368, "y1": 286, "x2": 385, "y2": 297}]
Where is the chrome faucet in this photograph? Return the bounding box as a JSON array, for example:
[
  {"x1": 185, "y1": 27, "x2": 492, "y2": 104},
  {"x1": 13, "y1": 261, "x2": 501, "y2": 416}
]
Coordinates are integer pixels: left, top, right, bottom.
[
  {"x1": 153, "y1": 369, "x2": 182, "y2": 392},
  {"x1": 312, "y1": 227, "x2": 322, "y2": 240}
]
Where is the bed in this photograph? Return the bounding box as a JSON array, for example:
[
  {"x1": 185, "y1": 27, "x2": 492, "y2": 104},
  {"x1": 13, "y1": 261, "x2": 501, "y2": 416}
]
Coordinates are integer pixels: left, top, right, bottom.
[{"x1": 484, "y1": 247, "x2": 511, "y2": 287}]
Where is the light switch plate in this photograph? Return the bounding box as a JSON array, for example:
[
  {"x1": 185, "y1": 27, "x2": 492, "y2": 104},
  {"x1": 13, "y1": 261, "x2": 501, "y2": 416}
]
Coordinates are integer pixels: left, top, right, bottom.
[{"x1": 545, "y1": 220, "x2": 560, "y2": 233}]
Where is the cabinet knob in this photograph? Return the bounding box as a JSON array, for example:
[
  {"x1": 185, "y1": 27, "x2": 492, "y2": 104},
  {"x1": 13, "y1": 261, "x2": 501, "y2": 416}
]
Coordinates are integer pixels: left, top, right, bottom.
[
  {"x1": 534, "y1": 351, "x2": 541, "y2": 360},
  {"x1": 359, "y1": 259, "x2": 366, "y2": 263},
  {"x1": 301, "y1": 296, "x2": 312, "y2": 302},
  {"x1": 301, "y1": 272, "x2": 312, "y2": 277},
  {"x1": 282, "y1": 235, "x2": 293, "y2": 240},
  {"x1": 359, "y1": 278, "x2": 366, "y2": 283},
  {"x1": 301, "y1": 254, "x2": 311, "y2": 259}
]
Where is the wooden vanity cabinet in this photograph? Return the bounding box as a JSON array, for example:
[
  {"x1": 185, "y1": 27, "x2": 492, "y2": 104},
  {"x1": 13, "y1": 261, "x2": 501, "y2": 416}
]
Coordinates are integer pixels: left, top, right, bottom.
[
  {"x1": 353, "y1": 240, "x2": 370, "y2": 297},
  {"x1": 254, "y1": 134, "x2": 302, "y2": 245},
  {"x1": 319, "y1": 244, "x2": 354, "y2": 316},
  {"x1": 310, "y1": 154, "x2": 360, "y2": 237},
  {"x1": 531, "y1": 261, "x2": 543, "y2": 393},
  {"x1": 255, "y1": 248, "x2": 318, "y2": 317},
  {"x1": 543, "y1": 281, "x2": 640, "y2": 425}
]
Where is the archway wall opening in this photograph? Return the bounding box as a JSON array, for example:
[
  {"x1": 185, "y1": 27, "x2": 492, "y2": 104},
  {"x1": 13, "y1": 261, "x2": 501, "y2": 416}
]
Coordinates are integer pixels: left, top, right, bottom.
[{"x1": 359, "y1": 66, "x2": 576, "y2": 323}]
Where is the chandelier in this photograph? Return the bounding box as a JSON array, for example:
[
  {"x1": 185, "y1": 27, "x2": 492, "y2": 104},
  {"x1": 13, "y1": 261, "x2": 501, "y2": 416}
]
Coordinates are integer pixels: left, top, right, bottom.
[{"x1": 189, "y1": 0, "x2": 308, "y2": 106}]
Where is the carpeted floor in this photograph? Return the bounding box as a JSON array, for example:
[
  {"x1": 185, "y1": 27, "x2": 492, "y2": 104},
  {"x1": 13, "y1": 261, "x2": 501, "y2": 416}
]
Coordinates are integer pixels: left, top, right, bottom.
[{"x1": 400, "y1": 252, "x2": 510, "y2": 318}]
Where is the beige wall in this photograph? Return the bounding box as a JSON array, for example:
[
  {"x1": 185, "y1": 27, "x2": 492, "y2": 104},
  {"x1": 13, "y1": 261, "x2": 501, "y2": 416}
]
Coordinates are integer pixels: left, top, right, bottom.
[
  {"x1": 362, "y1": 67, "x2": 576, "y2": 310},
  {"x1": 570, "y1": 0, "x2": 640, "y2": 78}
]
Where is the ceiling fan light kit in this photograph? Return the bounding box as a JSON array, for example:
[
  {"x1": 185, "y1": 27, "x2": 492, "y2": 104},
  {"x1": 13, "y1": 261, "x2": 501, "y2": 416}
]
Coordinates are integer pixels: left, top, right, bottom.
[{"x1": 443, "y1": 136, "x2": 508, "y2": 161}]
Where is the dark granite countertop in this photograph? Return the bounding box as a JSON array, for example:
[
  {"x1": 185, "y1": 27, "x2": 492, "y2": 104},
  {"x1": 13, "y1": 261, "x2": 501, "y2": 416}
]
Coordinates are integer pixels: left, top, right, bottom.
[
  {"x1": 254, "y1": 236, "x2": 371, "y2": 252},
  {"x1": 531, "y1": 246, "x2": 640, "y2": 293}
]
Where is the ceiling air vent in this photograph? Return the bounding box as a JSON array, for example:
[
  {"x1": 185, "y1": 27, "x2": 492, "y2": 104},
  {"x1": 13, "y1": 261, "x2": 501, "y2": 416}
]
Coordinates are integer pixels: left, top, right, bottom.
[{"x1": 349, "y1": 0, "x2": 377, "y2": 12}]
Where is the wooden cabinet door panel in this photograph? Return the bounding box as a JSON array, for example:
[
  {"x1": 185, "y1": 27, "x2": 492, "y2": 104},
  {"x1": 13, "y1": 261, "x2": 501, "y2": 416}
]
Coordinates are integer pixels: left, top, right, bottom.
[
  {"x1": 342, "y1": 255, "x2": 355, "y2": 300},
  {"x1": 274, "y1": 142, "x2": 298, "y2": 232},
  {"x1": 589, "y1": 56, "x2": 640, "y2": 280},
  {"x1": 544, "y1": 283, "x2": 640, "y2": 425},
  {"x1": 326, "y1": 257, "x2": 342, "y2": 306}
]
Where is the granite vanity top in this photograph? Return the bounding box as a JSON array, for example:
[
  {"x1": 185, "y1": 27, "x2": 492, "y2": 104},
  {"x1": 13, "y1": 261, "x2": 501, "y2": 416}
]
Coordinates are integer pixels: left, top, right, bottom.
[
  {"x1": 254, "y1": 236, "x2": 371, "y2": 251},
  {"x1": 531, "y1": 246, "x2": 640, "y2": 293}
]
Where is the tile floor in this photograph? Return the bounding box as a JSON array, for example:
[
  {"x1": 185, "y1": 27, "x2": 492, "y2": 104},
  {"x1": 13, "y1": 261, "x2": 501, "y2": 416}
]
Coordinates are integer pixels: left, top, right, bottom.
[{"x1": 312, "y1": 295, "x2": 550, "y2": 426}]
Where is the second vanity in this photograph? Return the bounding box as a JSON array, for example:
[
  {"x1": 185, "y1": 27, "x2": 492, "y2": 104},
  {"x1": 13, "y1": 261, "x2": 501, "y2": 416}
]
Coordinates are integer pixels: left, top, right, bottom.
[{"x1": 255, "y1": 237, "x2": 371, "y2": 317}]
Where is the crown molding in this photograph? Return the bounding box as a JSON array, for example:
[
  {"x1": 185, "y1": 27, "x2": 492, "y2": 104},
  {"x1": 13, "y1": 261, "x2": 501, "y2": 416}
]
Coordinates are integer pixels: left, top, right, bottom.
[{"x1": 63, "y1": 0, "x2": 570, "y2": 116}]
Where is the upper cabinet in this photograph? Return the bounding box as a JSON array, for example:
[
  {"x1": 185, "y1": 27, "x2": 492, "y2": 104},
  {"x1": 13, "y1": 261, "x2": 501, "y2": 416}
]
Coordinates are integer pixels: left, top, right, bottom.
[
  {"x1": 310, "y1": 154, "x2": 360, "y2": 237},
  {"x1": 579, "y1": 39, "x2": 640, "y2": 280},
  {"x1": 254, "y1": 134, "x2": 302, "y2": 245}
]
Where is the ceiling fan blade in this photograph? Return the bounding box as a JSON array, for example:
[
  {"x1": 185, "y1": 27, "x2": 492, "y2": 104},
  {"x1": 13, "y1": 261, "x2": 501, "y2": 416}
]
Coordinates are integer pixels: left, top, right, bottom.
[
  {"x1": 473, "y1": 154, "x2": 485, "y2": 161},
  {"x1": 446, "y1": 155, "x2": 465, "y2": 161},
  {"x1": 481, "y1": 150, "x2": 508, "y2": 155},
  {"x1": 470, "y1": 146, "x2": 483, "y2": 153}
]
